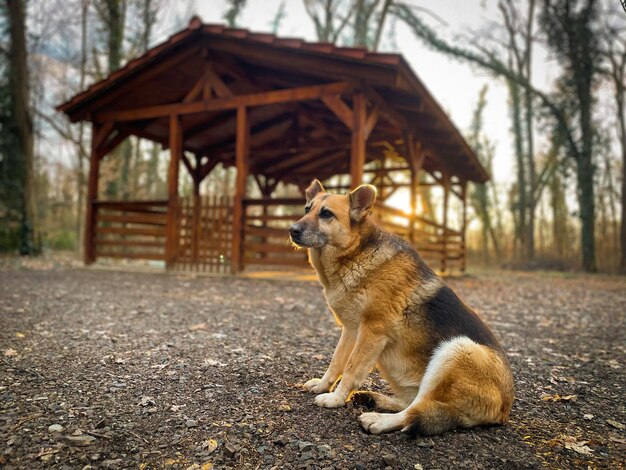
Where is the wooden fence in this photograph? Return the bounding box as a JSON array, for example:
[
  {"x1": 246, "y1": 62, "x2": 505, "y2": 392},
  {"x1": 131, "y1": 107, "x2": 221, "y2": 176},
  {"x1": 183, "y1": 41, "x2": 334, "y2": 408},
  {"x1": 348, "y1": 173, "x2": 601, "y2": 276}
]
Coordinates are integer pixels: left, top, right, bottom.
[
  {"x1": 374, "y1": 203, "x2": 465, "y2": 272},
  {"x1": 93, "y1": 200, "x2": 168, "y2": 261},
  {"x1": 242, "y1": 198, "x2": 309, "y2": 268},
  {"x1": 90, "y1": 197, "x2": 464, "y2": 274},
  {"x1": 175, "y1": 195, "x2": 233, "y2": 273}
]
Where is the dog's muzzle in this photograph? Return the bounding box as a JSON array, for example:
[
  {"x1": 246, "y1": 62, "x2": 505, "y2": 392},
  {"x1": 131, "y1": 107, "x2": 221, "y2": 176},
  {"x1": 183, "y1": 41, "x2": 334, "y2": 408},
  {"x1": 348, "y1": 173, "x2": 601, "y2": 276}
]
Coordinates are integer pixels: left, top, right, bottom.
[{"x1": 289, "y1": 224, "x2": 305, "y2": 246}]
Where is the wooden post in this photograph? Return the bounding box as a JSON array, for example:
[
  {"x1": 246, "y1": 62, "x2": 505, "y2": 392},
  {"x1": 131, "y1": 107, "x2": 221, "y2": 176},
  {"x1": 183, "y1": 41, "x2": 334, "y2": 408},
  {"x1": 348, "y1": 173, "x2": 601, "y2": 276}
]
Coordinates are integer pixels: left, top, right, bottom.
[
  {"x1": 460, "y1": 179, "x2": 468, "y2": 273},
  {"x1": 231, "y1": 105, "x2": 249, "y2": 274},
  {"x1": 350, "y1": 92, "x2": 366, "y2": 189},
  {"x1": 441, "y1": 172, "x2": 451, "y2": 274},
  {"x1": 192, "y1": 176, "x2": 200, "y2": 264},
  {"x1": 166, "y1": 114, "x2": 182, "y2": 268},
  {"x1": 84, "y1": 123, "x2": 102, "y2": 265},
  {"x1": 404, "y1": 137, "x2": 424, "y2": 246}
]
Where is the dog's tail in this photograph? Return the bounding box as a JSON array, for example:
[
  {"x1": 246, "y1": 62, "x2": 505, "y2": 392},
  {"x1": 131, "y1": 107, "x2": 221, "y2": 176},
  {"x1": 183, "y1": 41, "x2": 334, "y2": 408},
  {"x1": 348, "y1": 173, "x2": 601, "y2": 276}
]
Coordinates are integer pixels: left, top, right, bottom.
[{"x1": 401, "y1": 336, "x2": 513, "y2": 436}]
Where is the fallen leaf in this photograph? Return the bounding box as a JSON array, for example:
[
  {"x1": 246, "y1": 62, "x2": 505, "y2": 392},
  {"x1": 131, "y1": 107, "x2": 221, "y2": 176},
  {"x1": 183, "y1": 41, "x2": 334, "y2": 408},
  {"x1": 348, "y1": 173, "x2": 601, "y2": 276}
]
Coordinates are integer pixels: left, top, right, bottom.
[
  {"x1": 201, "y1": 463, "x2": 213, "y2": 470},
  {"x1": 277, "y1": 403, "x2": 291, "y2": 412},
  {"x1": 204, "y1": 359, "x2": 226, "y2": 367},
  {"x1": 541, "y1": 394, "x2": 577, "y2": 402},
  {"x1": 202, "y1": 438, "x2": 218, "y2": 454},
  {"x1": 608, "y1": 359, "x2": 621, "y2": 369},
  {"x1": 15, "y1": 332, "x2": 25, "y2": 338},
  {"x1": 564, "y1": 441, "x2": 593, "y2": 456},
  {"x1": 609, "y1": 435, "x2": 626, "y2": 444},
  {"x1": 189, "y1": 323, "x2": 207, "y2": 331},
  {"x1": 607, "y1": 420, "x2": 625, "y2": 430},
  {"x1": 583, "y1": 414, "x2": 594, "y2": 420},
  {"x1": 4, "y1": 348, "x2": 17, "y2": 357},
  {"x1": 139, "y1": 396, "x2": 156, "y2": 407}
]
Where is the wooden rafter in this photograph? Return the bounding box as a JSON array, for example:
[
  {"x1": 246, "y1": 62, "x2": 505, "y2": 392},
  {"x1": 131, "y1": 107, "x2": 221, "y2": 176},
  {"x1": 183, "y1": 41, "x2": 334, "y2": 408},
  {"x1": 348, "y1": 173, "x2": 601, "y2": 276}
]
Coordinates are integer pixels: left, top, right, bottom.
[
  {"x1": 96, "y1": 81, "x2": 355, "y2": 122},
  {"x1": 205, "y1": 63, "x2": 234, "y2": 98},
  {"x1": 321, "y1": 94, "x2": 354, "y2": 129}
]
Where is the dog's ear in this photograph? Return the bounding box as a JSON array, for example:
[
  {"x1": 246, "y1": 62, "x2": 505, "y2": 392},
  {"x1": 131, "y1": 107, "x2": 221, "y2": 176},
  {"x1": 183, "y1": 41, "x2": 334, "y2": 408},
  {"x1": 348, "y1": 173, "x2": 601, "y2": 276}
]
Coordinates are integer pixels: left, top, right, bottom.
[
  {"x1": 305, "y1": 179, "x2": 325, "y2": 202},
  {"x1": 349, "y1": 184, "x2": 377, "y2": 223}
]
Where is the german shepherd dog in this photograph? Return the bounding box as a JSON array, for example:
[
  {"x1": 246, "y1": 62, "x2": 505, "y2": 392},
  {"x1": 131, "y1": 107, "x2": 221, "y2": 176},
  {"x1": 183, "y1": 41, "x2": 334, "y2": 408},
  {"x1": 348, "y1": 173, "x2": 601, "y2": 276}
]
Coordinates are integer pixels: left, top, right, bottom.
[{"x1": 289, "y1": 180, "x2": 514, "y2": 436}]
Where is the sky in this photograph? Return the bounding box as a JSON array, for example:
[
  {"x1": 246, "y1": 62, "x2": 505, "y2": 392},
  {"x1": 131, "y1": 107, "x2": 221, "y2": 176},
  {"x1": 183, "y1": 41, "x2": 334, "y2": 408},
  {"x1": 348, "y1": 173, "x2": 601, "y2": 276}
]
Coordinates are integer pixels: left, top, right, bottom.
[{"x1": 181, "y1": 0, "x2": 557, "y2": 186}]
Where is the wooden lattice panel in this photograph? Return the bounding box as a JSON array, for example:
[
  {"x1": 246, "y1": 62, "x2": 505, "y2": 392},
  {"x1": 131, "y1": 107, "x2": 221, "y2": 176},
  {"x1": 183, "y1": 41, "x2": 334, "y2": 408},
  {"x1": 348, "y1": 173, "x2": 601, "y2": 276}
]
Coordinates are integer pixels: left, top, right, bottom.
[{"x1": 174, "y1": 195, "x2": 233, "y2": 273}]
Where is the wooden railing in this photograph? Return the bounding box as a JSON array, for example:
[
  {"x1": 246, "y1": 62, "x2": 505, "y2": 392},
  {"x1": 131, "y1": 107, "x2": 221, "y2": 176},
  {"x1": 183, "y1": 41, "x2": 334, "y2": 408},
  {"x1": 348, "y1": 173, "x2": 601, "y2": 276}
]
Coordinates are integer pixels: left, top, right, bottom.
[
  {"x1": 240, "y1": 198, "x2": 465, "y2": 273},
  {"x1": 374, "y1": 203, "x2": 465, "y2": 273},
  {"x1": 93, "y1": 200, "x2": 168, "y2": 261},
  {"x1": 242, "y1": 198, "x2": 308, "y2": 268}
]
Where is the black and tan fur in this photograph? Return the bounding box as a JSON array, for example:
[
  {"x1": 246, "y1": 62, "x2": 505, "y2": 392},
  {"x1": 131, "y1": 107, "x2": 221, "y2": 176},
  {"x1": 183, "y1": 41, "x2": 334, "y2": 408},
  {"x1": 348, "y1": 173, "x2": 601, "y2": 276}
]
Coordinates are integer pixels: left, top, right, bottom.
[{"x1": 289, "y1": 179, "x2": 514, "y2": 436}]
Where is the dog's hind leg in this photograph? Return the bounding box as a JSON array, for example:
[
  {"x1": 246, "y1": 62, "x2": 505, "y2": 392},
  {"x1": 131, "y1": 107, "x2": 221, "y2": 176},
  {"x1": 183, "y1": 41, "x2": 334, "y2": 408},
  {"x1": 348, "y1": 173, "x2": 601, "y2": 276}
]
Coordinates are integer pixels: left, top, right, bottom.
[
  {"x1": 351, "y1": 391, "x2": 406, "y2": 412},
  {"x1": 359, "y1": 336, "x2": 513, "y2": 435}
]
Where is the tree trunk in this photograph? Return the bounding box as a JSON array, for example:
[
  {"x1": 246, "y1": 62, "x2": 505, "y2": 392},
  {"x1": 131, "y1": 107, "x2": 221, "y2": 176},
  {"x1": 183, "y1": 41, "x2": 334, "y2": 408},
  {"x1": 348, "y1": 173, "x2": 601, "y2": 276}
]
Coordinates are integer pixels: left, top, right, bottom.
[
  {"x1": 75, "y1": 0, "x2": 90, "y2": 253},
  {"x1": 106, "y1": 0, "x2": 125, "y2": 73},
  {"x1": 576, "y1": 153, "x2": 596, "y2": 272},
  {"x1": 523, "y1": 0, "x2": 536, "y2": 261},
  {"x1": 509, "y1": 79, "x2": 527, "y2": 259},
  {"x1": 616, "y1": 68, "x2": 626, "y2": 272},
  {"x1": 524, "y1": 83, "x2": 536, "y2": 260},
  {"x1": 7, "y1": 0, "x2": 37, "y2": 255}
]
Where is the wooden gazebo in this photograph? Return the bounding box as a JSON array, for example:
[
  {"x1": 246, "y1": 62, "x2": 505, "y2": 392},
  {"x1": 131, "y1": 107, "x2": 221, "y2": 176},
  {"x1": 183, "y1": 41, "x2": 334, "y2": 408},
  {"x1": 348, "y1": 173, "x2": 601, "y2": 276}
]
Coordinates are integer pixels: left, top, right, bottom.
[{"x1": 58, "y1": 17, "x2": 488, "y2": 274}]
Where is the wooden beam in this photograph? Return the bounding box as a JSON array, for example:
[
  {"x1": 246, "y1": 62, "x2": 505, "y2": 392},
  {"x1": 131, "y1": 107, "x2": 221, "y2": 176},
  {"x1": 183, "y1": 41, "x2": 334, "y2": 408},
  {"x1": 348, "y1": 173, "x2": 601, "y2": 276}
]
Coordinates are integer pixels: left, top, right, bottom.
[
  {"x1": 192, "y1": 177, "x2": 201, "y2": 263},
  {"x1": 182, "y1": 73, "x2": 207, "y2": 103},
  {"x1": 198, "y1": 157, "x2": 221, "y2": 181},
  {"x1": 350, "y1": 92, "x2": 367, "y2": 188},
  {"x1": 96, "y1": 81, "x2": 354, "y2": 122},
  {"x1": 64, "y1": 45, "x2": 201, "y2": 122},
  {"x1": 321, "y1": 94, "x2": 354, "y2": 129},
  {"x1": 364, "y1": 104, "x2": 380, "y2": 140},
  {"x1": 93, "y1": 121, "x2": 114, "y2": 150},
  {"x1": 181, "y1": 152, "x2": 195, "y2": 179},
  {"x1": 231, "y1": 105, "x2": 249, "y2": 274},
  {"x1": 363, "y1": 87, "x2": 408, "y2": 130},
  {"x1": 281, "y1": 149, "x2": 346, "y2": 176},
  {"x1": 84, "y1": 123, "x2": 101, "y2": 265},
  {"x1": 205, "y1": 63, "x2": 234, "y2": 98},
  {"x1": 206, "y1": 37, "x2": 397, "y2": 88},
  {"x1": 460, "y1": 179, "x2": 467, "y2": 272},
  {"x1": 441, "y1": 171, "x2": 451, "y2": 274},
  {"x1": 198, "y1": 113, "x2": 293, "y2": 157},
  {"x1": 261, "y1": 149, "x2": 320, "y2": 175},
  {"x1": 98, "y1": 128, "x2": 132, "y2": 159},
  {"x1": 165, "y1": 114, "x2": 182, "y2": 268}
]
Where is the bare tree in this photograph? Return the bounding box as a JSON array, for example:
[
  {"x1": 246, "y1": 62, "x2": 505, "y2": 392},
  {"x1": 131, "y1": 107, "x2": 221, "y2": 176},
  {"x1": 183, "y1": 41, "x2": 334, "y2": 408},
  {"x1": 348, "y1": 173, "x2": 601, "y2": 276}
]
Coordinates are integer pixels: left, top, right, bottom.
[
  {"x1": 393, "y1": 0, "x2": 602, "y2": 271},
  {"x1": 5, "y1": 0, "x2": 38, "y2": 254},
  {"x1": 598, "y1": 6, "x2": 626, "y2": 271}
]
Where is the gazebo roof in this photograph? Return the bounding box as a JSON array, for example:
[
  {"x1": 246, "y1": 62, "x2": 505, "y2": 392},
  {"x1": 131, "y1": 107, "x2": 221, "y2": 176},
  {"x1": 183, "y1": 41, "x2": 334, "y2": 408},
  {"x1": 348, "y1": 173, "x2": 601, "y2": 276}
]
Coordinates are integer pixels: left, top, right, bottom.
[{"x1": 58, "y1": 17, "x2": 488, "y2": 183}]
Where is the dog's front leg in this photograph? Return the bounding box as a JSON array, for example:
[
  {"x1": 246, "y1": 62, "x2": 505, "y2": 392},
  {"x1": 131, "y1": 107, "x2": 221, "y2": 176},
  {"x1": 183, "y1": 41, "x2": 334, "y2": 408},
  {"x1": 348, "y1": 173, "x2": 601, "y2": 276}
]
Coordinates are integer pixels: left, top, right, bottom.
[
  {"x1": 304, "y1": 326, "x2": 357, "y2": 393},
  {"x1": 314, "y1": 326, "x2": 387, "y2": 408}
]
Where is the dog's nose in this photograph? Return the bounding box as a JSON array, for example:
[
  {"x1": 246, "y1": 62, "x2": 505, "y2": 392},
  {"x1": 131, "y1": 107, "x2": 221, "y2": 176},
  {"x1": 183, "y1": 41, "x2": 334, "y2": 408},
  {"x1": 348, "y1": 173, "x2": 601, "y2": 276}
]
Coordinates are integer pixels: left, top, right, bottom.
[{"x1": 289, "y1": 224, "x2": 302, "y2": 239}]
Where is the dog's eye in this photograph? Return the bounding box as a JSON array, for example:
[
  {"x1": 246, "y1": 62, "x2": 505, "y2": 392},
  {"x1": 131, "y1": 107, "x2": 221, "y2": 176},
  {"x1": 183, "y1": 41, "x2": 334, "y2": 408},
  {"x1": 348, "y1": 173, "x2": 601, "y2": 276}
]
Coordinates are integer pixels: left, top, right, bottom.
[
  {"x1": 304, "y1": 205, "x2": 311, "y2": 214},
  {"x1": 319, "y1": 208, "x2": 334, "y2": 219}
]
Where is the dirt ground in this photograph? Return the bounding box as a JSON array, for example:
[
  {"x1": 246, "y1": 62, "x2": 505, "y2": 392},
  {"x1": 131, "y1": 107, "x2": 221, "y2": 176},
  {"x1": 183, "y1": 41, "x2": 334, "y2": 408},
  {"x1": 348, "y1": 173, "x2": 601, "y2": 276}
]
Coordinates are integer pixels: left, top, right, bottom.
[{"x1": 0, "y1": 261, "x2": 625, "y2": 469}]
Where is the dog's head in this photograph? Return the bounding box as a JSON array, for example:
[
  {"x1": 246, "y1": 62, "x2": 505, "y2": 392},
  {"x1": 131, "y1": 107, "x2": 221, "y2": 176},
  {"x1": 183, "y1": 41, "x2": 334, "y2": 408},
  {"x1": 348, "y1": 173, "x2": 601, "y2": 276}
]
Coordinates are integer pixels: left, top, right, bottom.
[{"x1": 289, "y1": 179, "x2": 377, "y2": 250}]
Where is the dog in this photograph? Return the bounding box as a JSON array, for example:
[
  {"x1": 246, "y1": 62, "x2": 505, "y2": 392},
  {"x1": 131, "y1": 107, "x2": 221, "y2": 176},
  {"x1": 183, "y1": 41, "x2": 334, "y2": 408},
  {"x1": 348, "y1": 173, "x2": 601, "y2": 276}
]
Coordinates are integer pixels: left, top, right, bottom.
[{"x1": 289, "y1": 179, "x2": 514, "y2": 436}]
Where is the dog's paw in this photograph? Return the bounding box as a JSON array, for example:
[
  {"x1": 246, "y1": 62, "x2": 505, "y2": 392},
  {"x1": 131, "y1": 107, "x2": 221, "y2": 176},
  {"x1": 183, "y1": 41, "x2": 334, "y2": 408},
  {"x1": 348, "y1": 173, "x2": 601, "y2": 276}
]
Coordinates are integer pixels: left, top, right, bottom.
[
  {"x1": 303, "y1": 378, "x2": 329, "y2": 393},
  {"x1": 358, "y1": 412, "x2": 397, "y2": 434},
  {"x1": 314, "y1": 392, "x2": 345, "y2": 408},
  {"x1": 351, "y1": 391, "x2": 377, "y2": 409}
]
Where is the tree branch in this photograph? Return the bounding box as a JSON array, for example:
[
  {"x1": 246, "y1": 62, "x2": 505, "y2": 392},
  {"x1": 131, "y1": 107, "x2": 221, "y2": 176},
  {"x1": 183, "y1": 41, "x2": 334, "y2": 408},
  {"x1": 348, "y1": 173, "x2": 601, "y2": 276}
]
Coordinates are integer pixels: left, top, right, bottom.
[{"x1": 392, "y1": 3, "x2": 581, "y2": 161}]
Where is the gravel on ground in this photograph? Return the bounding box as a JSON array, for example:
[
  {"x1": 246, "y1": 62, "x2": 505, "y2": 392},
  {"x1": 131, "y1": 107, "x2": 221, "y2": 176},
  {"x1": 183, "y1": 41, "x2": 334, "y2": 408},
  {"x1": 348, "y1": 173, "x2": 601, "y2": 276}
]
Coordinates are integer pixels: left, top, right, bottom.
[{"x1": 0, "y1": 263, "x2": 625, "y2": 469}]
